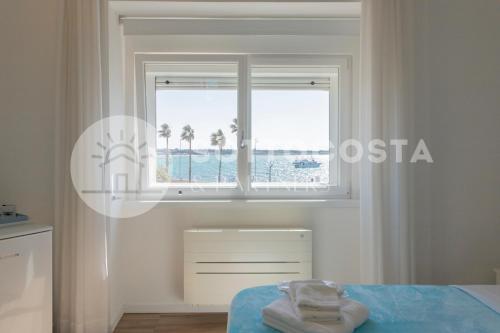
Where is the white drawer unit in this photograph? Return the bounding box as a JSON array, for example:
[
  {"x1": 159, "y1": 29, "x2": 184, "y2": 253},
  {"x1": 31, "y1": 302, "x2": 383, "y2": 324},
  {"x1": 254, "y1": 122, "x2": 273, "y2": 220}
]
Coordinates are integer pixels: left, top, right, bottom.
[
  {"x1": 0, "y1": 223, "x2": 52, "y2": 333},
  {"x1": 184, "y1": 228, "x2": 312, "y2": 305}
]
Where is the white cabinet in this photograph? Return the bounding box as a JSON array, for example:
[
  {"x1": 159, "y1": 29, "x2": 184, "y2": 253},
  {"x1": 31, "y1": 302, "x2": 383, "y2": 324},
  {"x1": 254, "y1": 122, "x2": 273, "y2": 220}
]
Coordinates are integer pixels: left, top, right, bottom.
[{"x1": 0, "y1": 223, "x2": 52, "y2": 333}]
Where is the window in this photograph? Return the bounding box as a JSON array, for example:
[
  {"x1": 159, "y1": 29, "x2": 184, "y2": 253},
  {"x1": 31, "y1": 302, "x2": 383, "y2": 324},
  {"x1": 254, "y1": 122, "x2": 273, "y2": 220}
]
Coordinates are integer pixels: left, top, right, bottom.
[
  {"x1": 151, "y1": 62, "x2": 238, "y2": 185},
  {"x1": 250, "y1": 67, "x2": 337, "y2": 188},
  {"x1": 137, "y1": 54, "x2": 350, "y2": 199}
]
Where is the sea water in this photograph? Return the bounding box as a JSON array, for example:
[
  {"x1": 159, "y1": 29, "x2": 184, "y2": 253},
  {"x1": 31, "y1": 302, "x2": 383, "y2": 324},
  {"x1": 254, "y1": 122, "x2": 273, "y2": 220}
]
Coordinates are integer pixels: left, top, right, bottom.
[{"x1": 157, "y1": 153, "x2": 330, "y2": 184}]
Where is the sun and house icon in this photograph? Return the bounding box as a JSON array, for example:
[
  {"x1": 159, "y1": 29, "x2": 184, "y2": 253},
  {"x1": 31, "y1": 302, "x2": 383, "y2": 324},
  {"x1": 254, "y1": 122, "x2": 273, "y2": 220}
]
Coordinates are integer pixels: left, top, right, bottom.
[{"x1": 81, "y1": 130, "x2": 150, "y2": 194}]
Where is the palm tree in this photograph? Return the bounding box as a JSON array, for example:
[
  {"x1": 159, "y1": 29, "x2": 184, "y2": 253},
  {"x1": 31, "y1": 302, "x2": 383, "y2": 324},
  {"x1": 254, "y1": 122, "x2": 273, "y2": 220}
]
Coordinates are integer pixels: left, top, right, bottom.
[
  {"x1": 181, "y1": 125, "x2": 195, "y2": 182},
  {"x1": 230, "y1": 118, "x2": 238, "y2": 134},
  {"x1": 210, "y1": 129, "x2": 226, "y2": 182},
  {"x1": 267, "y1": 161, "x2": 275, "y2": 182},
  {"x1": 158, "y1": 123, "x2": 171, "y2": 175},
  {"x1": 229, "y1": 118, "x2": 240, "y2": 178}
]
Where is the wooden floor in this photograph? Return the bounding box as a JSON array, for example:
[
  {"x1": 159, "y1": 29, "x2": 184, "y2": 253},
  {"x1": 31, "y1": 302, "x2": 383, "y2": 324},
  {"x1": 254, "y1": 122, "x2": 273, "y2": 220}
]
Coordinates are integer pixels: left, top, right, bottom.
[{"x1": 114, "y1": 313, "x2": 228, "y2": 333}]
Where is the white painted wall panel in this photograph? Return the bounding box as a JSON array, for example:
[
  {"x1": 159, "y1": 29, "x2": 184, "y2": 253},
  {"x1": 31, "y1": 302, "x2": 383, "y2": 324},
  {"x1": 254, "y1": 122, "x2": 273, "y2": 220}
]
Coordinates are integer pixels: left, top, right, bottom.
[
  {"x1": 113, "y1": 205, "x2": 360, "y2": 313},
  {"x1": 0, "y1": 0, "x2": 60, "y2": 227}
]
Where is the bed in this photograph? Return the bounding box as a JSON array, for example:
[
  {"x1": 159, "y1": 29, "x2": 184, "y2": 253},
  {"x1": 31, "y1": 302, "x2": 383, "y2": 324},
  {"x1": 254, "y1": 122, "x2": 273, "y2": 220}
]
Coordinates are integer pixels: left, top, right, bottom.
[{"x1": 228, "y1": 285, "x2": 500, "y2": 333}]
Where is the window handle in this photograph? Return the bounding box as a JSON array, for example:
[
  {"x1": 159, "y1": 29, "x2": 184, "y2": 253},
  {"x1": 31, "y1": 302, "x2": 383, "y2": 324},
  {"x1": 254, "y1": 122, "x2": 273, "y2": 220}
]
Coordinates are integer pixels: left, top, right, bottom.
[
  {"x1": 0, "y1": 252, "x2": 21, "y2": 260},
  {"x1": 240, "y1": 130, "x2": 247, "y2": 149}
]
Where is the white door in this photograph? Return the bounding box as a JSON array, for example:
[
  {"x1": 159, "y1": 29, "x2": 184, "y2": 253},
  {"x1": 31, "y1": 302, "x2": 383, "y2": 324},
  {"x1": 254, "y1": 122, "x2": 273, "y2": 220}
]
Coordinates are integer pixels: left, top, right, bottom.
[{"x1": 0, "y1": 231, "x2": 52, "y2": 333}]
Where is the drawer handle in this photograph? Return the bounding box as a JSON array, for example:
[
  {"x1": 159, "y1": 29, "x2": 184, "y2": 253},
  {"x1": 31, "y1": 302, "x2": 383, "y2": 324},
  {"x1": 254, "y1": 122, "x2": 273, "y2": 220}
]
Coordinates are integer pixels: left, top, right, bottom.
[{"x1": 0, "y1": 253, "x2": 21, "y2": 260}]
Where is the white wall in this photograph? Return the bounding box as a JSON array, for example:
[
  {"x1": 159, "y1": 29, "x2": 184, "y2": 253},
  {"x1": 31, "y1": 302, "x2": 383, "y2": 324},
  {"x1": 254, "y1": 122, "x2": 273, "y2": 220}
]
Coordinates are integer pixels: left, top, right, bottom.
[
  {"x1": 107, "y1": 20, "x2": 362, "y2": 321},
  {"x1": 413, "y1": 0, "x2": 500, "y2": 284},
  {"x1": 427, "y1": 0, "x2": 500, "y2": 284},
  {"x1": 0, "y1": 0, "x2": 60, "y2": 226},
  {"x1": 113, "y1": 204, "x2": 359, "y2": 314}
]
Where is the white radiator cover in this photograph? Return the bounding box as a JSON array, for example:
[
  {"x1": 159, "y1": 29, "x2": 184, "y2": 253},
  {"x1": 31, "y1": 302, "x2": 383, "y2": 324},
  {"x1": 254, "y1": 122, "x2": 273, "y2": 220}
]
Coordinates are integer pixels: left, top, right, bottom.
[{"x1": 184, "y1": 228, "x2": 312, "y2": 305}]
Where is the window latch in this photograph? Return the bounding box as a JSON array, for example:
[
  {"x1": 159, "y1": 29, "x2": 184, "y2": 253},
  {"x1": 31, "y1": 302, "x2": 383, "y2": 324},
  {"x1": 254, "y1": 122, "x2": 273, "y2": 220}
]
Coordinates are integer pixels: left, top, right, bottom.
[{"x1": 240, "y1": 130, "x2": 247, "y2": 149}]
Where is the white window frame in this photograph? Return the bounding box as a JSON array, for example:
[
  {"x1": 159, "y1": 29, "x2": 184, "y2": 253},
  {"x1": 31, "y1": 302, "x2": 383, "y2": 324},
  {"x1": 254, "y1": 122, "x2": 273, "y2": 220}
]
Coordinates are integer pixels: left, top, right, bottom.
[{"x1": 135, "y1": 53, "x2": 351, "y2": 200}]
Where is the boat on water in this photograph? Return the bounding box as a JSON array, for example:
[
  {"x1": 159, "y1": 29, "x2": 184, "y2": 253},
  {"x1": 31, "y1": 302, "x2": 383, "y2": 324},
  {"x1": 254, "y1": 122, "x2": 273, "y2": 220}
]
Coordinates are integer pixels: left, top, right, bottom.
[{"x1": 293, "y1": 158, "x2": 321, "y2": 168}]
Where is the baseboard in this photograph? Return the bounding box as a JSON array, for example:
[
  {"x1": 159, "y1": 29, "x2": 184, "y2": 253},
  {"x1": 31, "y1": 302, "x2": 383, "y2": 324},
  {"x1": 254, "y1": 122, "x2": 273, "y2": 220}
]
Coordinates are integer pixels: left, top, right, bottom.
[
  {"x1": 122, "y1": 303, "x2": 229, "y2": 313},
  {"x1": 110, "y1": 306, "x2": 124, "y2": 332}
]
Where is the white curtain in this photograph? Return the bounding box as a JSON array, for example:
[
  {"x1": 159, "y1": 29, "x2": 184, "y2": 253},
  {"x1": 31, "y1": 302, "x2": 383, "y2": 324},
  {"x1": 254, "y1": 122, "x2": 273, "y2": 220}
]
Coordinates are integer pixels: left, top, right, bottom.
[
  {"x1": 359, "y1": 0, "x2": 417, "y2": 284},
  {"x1": 54, "y1": 0, "x2": 109, "y2": 332}
]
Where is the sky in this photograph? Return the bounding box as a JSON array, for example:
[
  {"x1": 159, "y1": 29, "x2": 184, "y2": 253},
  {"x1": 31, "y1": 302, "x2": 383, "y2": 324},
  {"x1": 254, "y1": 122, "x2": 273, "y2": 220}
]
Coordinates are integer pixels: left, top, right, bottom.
[{"x1": 155, "y1": 89, "x2": 330, "y2": 151}]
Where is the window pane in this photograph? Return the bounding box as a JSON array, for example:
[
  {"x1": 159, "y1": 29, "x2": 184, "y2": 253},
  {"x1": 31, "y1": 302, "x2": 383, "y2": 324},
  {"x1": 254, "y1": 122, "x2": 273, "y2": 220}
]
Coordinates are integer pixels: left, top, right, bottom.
[
  {"x1": 251, "y1": 71, "x2": 334, "y2": 187},
  {"x1": 153, "y1": 63, "x2": 238, "y2": 185}
]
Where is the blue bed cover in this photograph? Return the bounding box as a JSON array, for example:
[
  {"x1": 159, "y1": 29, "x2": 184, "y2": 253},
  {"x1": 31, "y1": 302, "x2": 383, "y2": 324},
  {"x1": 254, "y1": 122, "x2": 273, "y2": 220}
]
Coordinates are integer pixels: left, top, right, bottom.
[{"x1": 228, "y1": 285, "x2": 500, "y2": 333}]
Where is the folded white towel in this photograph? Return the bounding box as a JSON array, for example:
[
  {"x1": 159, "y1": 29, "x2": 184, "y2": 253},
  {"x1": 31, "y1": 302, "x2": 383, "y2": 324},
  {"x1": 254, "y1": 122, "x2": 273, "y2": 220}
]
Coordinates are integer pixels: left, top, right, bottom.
[
  {"x1": 291, "y1": 304, "x2": 343, "y2": 323},
  {"x1": 285, "y1": 280, "x2": 345, "y2": 322},
  {"x1": 285, "y1": 280, "x2": 343, "y2": 309},
  {"x1": 278, "y1": 280, "x2": 342, "y2": 295},
  {"x1": 263, "y1": 298, "x2": 353, "y2": 333},
  {"x1": 263, "y1": 297, "x2": 369, "y2": 333},
  {"x1": 263, "y1": 314, "x2": 305, "y2": 333},
  {"x1": 294, "y1": 283, "x2": 343, "y2": 309}
]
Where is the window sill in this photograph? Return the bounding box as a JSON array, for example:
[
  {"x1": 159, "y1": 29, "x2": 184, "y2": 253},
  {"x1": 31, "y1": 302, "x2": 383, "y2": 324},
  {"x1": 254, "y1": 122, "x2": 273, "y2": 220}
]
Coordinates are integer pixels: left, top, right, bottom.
[{"x1": 141, "y1": 198, "x2": 359, "y2": 208}]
